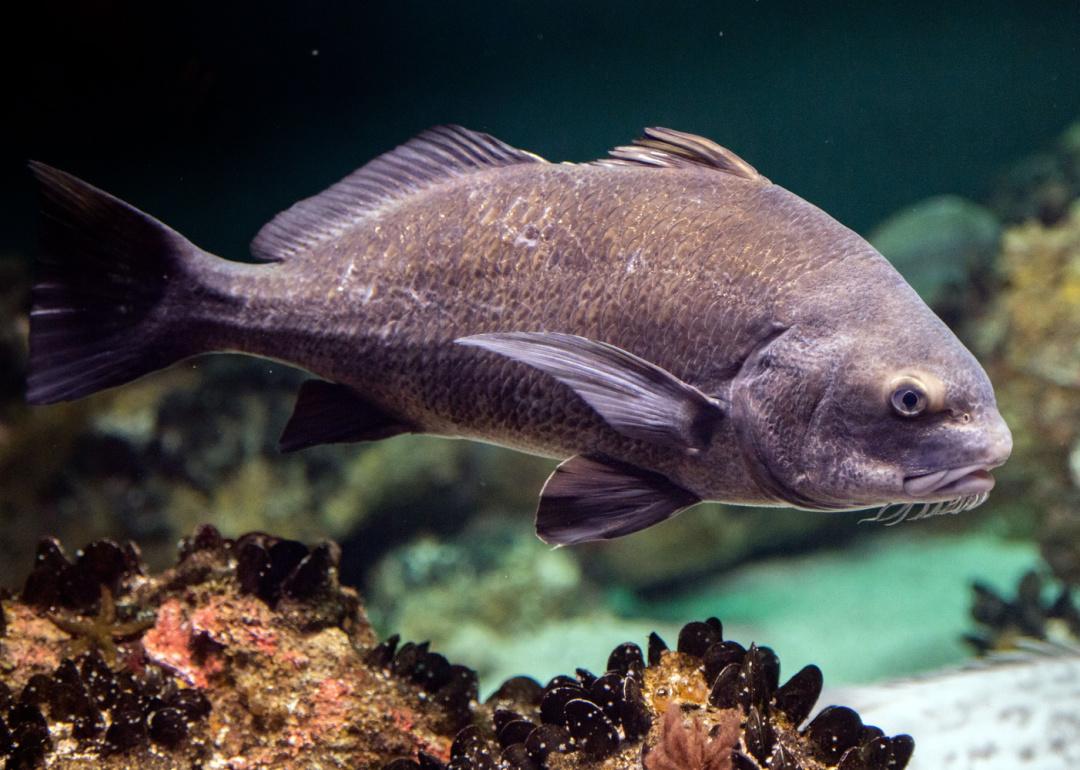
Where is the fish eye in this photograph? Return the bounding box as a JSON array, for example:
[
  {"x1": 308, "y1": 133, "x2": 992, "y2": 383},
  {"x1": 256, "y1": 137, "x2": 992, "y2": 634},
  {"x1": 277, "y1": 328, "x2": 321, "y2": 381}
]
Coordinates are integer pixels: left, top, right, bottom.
[{"x1": 888, "y1": 377, "x2": 929, "y2": 417}]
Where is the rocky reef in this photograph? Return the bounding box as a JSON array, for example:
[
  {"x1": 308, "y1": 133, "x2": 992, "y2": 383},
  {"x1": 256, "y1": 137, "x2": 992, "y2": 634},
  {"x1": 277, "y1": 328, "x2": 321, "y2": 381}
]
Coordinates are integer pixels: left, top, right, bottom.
[
  {"x1": 0, "y1": 527, "x2": 915, "y2": 769},
  {"x1": 971, "y1": 200, "x2": 1080, "y2": 557}
]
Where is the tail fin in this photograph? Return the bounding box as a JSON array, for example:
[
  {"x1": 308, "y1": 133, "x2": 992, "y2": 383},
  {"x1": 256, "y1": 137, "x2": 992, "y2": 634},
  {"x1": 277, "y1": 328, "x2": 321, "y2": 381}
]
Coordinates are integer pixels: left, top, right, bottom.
[{"x1": 26, "y1": 162, "x2": 205, "y2": 404}]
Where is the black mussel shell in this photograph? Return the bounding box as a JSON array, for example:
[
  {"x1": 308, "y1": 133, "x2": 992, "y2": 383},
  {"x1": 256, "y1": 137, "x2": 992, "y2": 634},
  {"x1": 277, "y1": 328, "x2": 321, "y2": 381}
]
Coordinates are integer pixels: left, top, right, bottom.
[
  {"x1": 525, "y1": 723, "x2": 573, "y2": 762},
  {"x1": 563, "y1": 698, "x2": 619, "y2": 759},
  {"x1": 486, "y1": 675, "x2": 544, "y2": 709},
  {"x1": 805, "y1": 705, "x2": 865, "y2": 764},
  {"x1": 744, "y1": 705, "x2": 776, "y2": 764},
  {"x1": 647, "y1": 631, "x2": 668, "y2": 665},
  {"x1": 500, "y1": 741, "x2": 540, "y2": 770},
  {"x1": 773, "y1": 664, "x2": 823, "y2": 727},
  {"x1": 539, "y1": 685, "x2": 584, "y2": 726},
  {"x1": 587, "y1": 673, "x2": 624, "y2": 725},
  {"x1": 703, "y1": 640, "x2": 746, "y2": 686},
  {"x1": 677, "y1": 620, "x2": 721, "y2": 657},
  {"x1": 449, "y1": 725, "x2": 497, "y2": 770},
  {"x1": 574, "y1": 668, "x2": 597, "y2": 688},
  {"x1": 620, "y1": 673, "x2": 652, "y2": 740},
  {"x1": 434, "y1": 665, "x2": 478, "y2": 729},
  {"x1": 606, "y1": 642, "x2": 645, "y2": 676},
  {"x1": 731, "y1": 751, "x2": 758, "y2": 770},
  {"x1": 708, "y1": 662, "x2": 741, "y2": 709},
  {"x1": 364, "y1": 634, "x2": 400, "y2": 669},
  {"x1": 148, "y1": 707, "x2": 189, "y2": 748},
  {"x1": 769, "y1": 741, "x2": 804, "y2": 770}
]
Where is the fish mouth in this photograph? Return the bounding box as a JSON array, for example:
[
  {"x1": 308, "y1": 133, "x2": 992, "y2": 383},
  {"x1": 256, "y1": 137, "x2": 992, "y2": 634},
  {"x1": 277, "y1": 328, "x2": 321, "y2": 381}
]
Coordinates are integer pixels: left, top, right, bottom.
[{"x1": 902, "y1": 463, "x2": 996, "y2": 499}]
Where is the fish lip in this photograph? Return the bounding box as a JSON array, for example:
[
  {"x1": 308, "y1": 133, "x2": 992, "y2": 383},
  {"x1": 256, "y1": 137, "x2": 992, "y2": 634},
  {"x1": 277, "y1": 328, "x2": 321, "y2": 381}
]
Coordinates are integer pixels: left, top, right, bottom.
[{"x1": 902, "y1": 463, "x2": 997, "y2": 498}]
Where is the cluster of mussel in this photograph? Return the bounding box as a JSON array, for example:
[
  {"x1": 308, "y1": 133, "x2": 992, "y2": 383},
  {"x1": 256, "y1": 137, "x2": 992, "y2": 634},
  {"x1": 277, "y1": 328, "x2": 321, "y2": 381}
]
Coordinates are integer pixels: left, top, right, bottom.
[
  {"x1": 0, "y1": 653, "x2": 211, "y2": 768},
  {"x1": 2, "y1": 534, "x2": 218, "y2": 768},
  {"x1": 966, "y1": 569, "x2": 1080, "y2": 652},
  {"x1": 20, "y1": 537, "x2": 142, "y2": 613},
  {"x1": 229, "y1": 531, "x2": 340, "y2": 606},
  {"x1": 365, "y1": 633, "x2": 481, "y2": 733},
  {"x1": 378, "y1": 618, "x2": 914, "y2": 770}
]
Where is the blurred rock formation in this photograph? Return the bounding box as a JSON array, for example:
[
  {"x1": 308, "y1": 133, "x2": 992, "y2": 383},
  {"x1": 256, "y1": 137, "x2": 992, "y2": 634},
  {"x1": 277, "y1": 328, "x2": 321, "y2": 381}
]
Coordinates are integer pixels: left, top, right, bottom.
[{"x1": 869, "y1": 195, "x2": 1000, "y2": 314}]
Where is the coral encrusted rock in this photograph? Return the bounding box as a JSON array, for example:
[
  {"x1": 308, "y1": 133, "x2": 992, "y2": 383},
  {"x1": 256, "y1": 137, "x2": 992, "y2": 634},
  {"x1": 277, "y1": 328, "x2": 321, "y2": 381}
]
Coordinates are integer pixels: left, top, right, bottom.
[
  {"x1": 0, "y1": 525, "x2": 457, "y2": 767},
  {"x1": 0, "y1": 526, "x2": 915, "y2": 769}
]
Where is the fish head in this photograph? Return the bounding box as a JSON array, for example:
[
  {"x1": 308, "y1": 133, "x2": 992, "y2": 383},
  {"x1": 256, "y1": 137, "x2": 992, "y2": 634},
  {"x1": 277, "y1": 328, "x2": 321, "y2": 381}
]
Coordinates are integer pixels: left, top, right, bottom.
[{"x1": 731, "y1": 313, "x2": 1012, "y2": 517}]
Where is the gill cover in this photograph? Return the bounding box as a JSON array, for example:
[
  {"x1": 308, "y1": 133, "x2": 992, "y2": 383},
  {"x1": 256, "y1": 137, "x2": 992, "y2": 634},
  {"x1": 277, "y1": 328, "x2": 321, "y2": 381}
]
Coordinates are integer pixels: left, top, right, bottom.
[{"x1": 730, "y1": 327, "x2": 847, "y2": 511}]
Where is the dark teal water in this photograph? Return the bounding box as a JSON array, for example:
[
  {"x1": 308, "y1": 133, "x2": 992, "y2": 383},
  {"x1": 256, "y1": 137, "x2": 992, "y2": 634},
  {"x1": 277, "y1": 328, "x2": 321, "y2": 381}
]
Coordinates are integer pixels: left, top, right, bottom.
[{"x1": 5, "y1": 1, "x2": 1080, "y2": 256}]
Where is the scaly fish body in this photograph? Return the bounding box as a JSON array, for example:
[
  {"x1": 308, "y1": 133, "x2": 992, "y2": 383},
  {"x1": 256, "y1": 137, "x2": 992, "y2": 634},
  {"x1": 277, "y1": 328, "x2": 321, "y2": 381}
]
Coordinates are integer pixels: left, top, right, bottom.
[{"x1": 26, "y1": 126, "x2": 1012, "y2": 543}]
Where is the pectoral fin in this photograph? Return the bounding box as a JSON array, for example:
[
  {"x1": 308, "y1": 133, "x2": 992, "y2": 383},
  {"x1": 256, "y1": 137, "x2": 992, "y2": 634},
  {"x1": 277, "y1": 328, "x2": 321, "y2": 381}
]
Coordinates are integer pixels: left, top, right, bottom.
[
  {"x1": 456, "y1": 331, "x2": 724, "y2": 453},
  {"x1": 280, "y1": 379, "x2": 413, "y2": 452},
  {"x1": 536, "y1": 455, "x2": 700, "y2": 545}
]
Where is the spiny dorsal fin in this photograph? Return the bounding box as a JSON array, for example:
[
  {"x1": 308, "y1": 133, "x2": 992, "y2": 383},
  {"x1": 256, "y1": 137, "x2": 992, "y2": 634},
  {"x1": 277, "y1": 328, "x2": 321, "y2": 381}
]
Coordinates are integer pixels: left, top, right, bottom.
[
  {"x1": 251, "y1": 125, "x2": 548, "y2": 262},
  {"x1": 596, "y1": 127, "x2": 765, "y2": 183}
]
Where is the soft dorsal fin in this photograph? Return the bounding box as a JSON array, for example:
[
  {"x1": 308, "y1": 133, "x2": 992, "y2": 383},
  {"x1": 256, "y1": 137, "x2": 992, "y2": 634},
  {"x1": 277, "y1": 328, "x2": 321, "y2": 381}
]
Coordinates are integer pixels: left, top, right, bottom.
[
  {"x1": 595, "y1": 127, "x2": 764, "y2": 183},
  {"x1": 251, "y1": 125, "x2": 548, "y2": 262}
]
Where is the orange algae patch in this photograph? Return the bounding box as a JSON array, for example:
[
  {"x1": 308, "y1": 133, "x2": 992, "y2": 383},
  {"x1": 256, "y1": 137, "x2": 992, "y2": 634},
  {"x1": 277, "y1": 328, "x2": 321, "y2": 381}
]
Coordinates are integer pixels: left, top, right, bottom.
[
  {"x1": 643, "y1": 650, "x2": 711, "y2": 713},
  {"x1": 143, "y1": 597, "x2": 224, "y2": 688}
]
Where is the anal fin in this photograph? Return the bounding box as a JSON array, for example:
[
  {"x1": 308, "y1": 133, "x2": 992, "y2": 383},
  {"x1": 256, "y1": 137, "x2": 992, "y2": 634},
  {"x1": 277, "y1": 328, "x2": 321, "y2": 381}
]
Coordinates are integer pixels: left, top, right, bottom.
[
  {"x1": 536, "y1": 455, "x2": 700, "y2": 545},
  {"x1": 279, "y1": 379, "x2": 413, "y2": 452}
]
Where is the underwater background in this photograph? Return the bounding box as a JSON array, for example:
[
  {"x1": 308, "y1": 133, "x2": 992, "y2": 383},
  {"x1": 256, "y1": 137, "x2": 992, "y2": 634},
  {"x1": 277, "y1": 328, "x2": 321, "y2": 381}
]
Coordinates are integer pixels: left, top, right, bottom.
[{"x1": 3, "y1": 0, "x2": 1080, "y2": 751}]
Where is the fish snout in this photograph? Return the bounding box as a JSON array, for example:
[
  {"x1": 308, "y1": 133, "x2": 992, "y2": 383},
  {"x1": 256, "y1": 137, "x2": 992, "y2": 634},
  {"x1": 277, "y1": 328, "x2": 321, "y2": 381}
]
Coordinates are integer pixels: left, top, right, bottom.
[
  {"x1": 982, "y1": 410, "x2": 1013, "y2": 469},
  {"x1": 901, "y1": 409, "x2": 1012, "y2": 500}
]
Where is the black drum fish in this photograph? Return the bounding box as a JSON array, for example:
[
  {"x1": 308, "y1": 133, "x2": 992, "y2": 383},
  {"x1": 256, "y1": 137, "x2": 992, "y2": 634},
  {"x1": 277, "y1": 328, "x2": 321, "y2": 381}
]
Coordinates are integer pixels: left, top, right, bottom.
[{"x1": 26, "y1": 126, "x2": 1012, "y2": 544}]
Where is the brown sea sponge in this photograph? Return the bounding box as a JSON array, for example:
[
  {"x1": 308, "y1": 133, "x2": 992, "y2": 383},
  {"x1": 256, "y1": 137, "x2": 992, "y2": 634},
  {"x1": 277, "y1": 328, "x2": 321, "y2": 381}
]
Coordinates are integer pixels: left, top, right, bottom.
[{"x1": 643, "y1": 704, "x2": 739, "y2": 770}]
